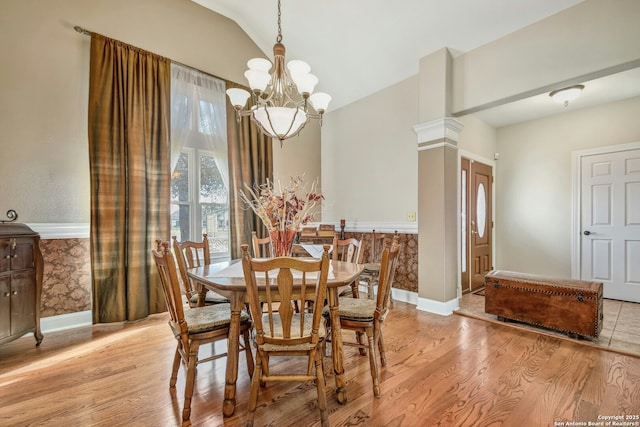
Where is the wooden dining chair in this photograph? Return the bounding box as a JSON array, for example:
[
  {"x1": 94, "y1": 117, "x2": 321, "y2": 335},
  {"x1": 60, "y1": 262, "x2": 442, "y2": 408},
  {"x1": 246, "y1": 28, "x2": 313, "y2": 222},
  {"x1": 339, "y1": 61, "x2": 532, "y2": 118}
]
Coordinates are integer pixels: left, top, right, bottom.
[
  {"x1": 332, "y1": 236, "x2": 363, "y2": 264},
  {"x1": 251, "y1": 231, "x2": 272, "y2": 258},
  {"x1": 240, "y1": 244, "x2": 331, "y2": 427},
  {"x1": 332, "y1": 235, "x2": 363, "y2": 297},
  {"x1": 328, "y1": 236, "x2": 365, "y2": 355},
  {"x1": 151, "y1": 241, "x2": 254, "y2": 423},
  {"x1": 172, "y1": 234, "x2": 229, "y2": 307},
  {"x1": 328, "y1": 240, "x2": 400, "y2": 398},
  {"x1": 360, "y1": 230, "x2": 397, "y2": 300}
]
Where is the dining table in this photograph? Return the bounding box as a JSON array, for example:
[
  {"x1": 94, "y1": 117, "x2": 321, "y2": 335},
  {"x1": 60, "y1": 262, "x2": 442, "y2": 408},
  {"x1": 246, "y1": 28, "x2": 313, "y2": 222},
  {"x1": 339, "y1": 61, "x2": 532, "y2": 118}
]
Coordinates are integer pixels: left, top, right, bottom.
[{"x1": 186, "y1": 258, "x2": 364, "y2": 417}]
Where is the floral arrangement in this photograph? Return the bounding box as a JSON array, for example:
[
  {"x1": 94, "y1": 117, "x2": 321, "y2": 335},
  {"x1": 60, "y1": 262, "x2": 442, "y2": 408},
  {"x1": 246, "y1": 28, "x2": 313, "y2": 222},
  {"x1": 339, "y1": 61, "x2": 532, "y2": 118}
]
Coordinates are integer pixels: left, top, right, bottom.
[{"x1": 238, "y1": 175, "x2": 324, "y2": 231}]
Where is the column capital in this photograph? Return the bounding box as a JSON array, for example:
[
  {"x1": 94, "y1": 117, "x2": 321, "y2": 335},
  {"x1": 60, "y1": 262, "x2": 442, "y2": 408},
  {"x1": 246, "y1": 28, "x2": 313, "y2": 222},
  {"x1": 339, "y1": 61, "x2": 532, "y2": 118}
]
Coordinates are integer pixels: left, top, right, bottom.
[{"x1": 413, "y1": 117, "x2": 464, "y2": 151}]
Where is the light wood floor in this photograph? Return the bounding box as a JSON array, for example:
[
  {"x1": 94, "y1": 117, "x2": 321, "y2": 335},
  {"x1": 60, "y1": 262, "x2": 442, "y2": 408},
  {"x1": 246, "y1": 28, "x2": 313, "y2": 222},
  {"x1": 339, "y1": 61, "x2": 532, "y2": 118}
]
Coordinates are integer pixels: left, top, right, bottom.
[{"x1": 1, "y1": 301, "x2": 639, "y2": 427}]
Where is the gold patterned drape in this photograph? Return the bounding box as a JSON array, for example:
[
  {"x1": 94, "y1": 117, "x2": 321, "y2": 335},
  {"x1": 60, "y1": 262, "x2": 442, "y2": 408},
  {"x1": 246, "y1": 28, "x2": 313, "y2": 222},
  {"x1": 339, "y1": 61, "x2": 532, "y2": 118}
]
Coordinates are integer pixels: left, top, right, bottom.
[
  {"x1": 226, "y1": 81, "x2": 273, "y2": 259},
  {"x1": 88, "y1": 34, "x2": 171, "y2": 323}
]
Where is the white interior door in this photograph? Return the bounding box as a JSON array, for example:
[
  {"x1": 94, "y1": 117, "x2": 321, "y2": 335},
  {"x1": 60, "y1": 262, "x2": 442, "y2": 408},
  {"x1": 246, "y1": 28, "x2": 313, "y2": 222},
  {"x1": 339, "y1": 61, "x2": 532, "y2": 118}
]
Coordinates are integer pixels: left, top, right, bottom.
[{"x1": 581, "y1": 148, "x2": 640, "y2": 302}]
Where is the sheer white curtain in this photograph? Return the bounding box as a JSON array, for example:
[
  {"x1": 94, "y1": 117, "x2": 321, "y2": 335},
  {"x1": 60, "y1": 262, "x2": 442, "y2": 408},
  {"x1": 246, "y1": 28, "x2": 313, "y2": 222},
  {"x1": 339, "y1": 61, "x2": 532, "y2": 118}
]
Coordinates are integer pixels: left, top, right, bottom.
[{"x1": 170, "y1": 63, "x2": 229, "y2": 191}]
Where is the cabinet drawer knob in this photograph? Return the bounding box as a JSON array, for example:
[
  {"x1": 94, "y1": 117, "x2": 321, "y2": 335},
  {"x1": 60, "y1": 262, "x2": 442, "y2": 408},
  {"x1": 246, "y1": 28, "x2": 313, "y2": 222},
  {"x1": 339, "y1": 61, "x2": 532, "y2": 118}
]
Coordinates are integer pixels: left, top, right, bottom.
[
  {"x1": 12, "y1": 291, "x2": 18, "y2": 295},
  {"x1": 4, "y1": 255, "x2": 10, "y2": 259},
  {"x1": 11, "y1": 254, "x2": 18, "y2": 258},
  {"x1": 3, "y1": 292, "x2": 9, "y2": 297}
]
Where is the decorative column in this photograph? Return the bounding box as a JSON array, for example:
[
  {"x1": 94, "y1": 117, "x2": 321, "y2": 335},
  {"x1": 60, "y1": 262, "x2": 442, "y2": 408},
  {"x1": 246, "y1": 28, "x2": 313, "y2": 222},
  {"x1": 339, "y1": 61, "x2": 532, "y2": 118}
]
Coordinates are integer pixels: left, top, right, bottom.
[
  {"x1": 414, "y1": 118, "x2": 463, "y2": 315},
  {"x1": 413, "y1": 47, "x2": 462, "y2": 315}
]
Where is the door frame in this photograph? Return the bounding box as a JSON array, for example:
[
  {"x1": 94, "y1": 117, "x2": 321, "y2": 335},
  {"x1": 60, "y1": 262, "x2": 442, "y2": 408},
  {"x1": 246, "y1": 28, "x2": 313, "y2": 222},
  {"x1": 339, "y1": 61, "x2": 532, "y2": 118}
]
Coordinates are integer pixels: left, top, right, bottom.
[
  {"x1": 458, "y1": 150, "x2": 495, "y2": 297},
  {"x1": 571, "y1": 140, "x2": 640, "y2": 280}
]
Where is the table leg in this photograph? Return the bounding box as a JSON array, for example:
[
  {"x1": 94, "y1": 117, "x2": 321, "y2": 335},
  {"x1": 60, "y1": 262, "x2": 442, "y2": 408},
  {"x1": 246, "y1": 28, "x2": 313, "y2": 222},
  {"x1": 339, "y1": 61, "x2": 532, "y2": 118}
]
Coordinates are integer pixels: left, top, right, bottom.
[
  {"x1": 195, "y1": 283, "x2": 207, "y2": 307},
  {"x1": 223, "y1": 292, "x2": 244, "y2": 417},
  {"x1": 328, "y1": 287, "x2": 347, "y2": 404}
]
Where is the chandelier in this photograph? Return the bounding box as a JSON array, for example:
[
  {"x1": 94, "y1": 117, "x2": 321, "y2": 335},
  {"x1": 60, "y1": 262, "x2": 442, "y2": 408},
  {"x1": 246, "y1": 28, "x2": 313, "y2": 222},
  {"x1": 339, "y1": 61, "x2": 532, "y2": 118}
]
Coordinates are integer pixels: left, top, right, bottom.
[{"x1": 226, "y1": 0, "x2": 331, "y2": 145}]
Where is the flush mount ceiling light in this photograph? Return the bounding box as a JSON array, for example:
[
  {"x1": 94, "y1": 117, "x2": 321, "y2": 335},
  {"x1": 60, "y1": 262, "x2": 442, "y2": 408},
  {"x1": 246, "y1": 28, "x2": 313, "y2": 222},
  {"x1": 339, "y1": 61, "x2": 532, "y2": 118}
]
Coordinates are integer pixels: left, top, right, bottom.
[
  {"x1": 226, "y1": 0, "x2": 331, "y2": 146},
  {"x1": 549, "y1": 84, "x2": 585, "y2": 107}
]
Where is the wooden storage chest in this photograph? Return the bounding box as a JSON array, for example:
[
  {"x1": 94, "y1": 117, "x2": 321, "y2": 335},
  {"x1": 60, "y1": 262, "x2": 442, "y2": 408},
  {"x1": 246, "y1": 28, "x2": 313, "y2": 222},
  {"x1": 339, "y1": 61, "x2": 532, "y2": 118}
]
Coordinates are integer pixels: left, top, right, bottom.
[{"x1": 484, "y1": 270, "x2": 603, "y2": 339}]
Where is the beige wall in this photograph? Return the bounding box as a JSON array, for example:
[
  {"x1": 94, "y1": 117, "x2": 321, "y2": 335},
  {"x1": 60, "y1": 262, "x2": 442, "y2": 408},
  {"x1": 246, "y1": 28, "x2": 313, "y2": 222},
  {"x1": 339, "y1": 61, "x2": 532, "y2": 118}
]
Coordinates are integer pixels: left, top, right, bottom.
[
  {"x1": 494, "y1": 96, "x2": 640, "y2": 277},
  {"x1": 458, "y1": 114, "x2": 497, "y2": 161},
  {"x1": 321, "y1": 75, "x2": 420, "y2": 223},
  {"x1": 272, "y1": 120, "x2": 322, "y2": 199},
  {"x1": 0, "y1": 0, "x2": 296, "y2": 223}
]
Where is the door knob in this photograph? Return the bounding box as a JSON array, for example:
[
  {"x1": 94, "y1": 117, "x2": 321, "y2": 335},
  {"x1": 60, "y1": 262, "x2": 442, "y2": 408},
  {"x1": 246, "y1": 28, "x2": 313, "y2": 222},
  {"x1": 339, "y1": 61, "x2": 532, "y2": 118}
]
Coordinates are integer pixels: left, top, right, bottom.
[{"x1": 583, "y1": 231, "x2": 592, "y2": 235}]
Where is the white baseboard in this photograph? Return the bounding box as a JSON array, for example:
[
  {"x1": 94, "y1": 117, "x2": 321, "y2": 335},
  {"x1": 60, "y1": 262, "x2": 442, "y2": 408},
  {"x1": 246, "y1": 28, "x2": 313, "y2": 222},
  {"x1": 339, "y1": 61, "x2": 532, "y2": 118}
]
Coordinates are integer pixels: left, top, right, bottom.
[
  {"x1": 358, "y1": 284, "x2": 419, "y2": 306},
  {"x1": 391, "y1": 288, "x2": 419, "y2": 305},
  {"x1": 41, "y1": 310, "x2": 92, "y2": 333},
  {"x1": 416, "y1": 296, "x2": 459, "y2": 316},
  {"x1": 359, "y1": 285, "x2": 460, "y2": 316}
]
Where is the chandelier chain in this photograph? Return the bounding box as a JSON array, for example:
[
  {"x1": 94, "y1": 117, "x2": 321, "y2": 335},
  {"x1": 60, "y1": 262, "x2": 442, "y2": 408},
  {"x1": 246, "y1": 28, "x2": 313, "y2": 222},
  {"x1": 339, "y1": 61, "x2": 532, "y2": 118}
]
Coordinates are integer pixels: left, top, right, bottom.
[{"x1": 276, "y1": 0, "x2": 282, "y2": 43}]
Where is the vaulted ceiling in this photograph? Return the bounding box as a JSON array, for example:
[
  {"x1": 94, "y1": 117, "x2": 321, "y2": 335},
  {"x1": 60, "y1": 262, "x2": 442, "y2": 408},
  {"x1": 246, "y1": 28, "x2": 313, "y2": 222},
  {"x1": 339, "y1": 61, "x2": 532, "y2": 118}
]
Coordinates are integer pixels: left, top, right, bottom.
[{"x1": 193, "y1": 0, "x2": 640, "y2": 127}]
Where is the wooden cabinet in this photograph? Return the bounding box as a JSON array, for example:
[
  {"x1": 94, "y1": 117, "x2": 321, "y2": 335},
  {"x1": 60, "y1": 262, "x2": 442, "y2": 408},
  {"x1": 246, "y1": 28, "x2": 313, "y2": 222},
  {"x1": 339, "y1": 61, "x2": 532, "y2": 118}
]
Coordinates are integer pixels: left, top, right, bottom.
[{"x1": 0, "y1": 223, "x2": 43, "y2": 346}]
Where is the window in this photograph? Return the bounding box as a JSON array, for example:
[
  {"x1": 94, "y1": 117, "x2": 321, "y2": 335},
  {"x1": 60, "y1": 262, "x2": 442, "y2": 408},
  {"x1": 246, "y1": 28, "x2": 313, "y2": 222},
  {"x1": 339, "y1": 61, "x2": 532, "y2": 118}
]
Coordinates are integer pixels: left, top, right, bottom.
[{"x1": 170, "y1": 63, "x2": 229, "y2": 260}]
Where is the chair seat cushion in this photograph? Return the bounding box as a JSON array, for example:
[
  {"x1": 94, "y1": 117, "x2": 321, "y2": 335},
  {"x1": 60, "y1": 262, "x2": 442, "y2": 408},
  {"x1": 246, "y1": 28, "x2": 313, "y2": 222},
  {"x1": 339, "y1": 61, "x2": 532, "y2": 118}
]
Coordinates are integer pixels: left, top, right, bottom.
[
  {"x1": 185, "y1": 303, "x2": 249, "y2": 334},
  {"x1": 363, "y1": 262, "x2": 380, "y2": 273},
  {"x1": 189, "y1": 290, "x2": 230, "y2": 305},
  {"x1": 258, "y1": 313, "x2": 326, "y2": 351},
  {"x1": 335, "y1": 297, "x2": 376, "y2": 321}
]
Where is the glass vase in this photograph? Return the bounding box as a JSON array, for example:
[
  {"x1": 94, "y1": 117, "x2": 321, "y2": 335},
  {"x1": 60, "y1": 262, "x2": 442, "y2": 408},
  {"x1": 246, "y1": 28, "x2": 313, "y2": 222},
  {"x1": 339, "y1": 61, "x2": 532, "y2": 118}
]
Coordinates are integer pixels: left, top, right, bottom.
[{"x1": 269, "y1": 229, "x2": 297, "y2": 257}]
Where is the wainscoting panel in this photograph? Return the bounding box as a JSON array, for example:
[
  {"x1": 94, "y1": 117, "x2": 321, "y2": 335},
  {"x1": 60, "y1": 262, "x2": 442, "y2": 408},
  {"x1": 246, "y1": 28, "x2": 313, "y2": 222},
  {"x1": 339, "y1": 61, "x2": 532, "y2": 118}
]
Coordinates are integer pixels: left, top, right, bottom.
[
  {"x1": 30, "y1": 223, "x2": 419, "y2": 323},
  {"x1": 39, "y1": 238, "x2": 91, "y2": 317},
  {"x1": 345, "y1": 231, "x2": 418, "y2": 293}
]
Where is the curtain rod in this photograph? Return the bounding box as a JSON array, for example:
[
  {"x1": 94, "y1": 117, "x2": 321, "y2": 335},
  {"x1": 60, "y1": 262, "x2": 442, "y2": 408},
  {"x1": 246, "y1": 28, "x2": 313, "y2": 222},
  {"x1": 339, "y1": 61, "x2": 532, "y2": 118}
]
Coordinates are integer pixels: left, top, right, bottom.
[
  {"x1": 74, "y1": 25, "x2": 91, "y2": 36},
  {"x1": 72, "y1": 25, "x2": 231, "y2": 84}
]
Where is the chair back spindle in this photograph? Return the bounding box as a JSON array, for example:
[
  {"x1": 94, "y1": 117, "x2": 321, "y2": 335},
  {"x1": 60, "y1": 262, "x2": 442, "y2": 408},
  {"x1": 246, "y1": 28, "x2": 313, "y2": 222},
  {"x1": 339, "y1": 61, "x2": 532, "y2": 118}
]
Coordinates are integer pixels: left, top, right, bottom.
[{"x1": 375, "y1": 239, "x2": 401, "y2": 318}]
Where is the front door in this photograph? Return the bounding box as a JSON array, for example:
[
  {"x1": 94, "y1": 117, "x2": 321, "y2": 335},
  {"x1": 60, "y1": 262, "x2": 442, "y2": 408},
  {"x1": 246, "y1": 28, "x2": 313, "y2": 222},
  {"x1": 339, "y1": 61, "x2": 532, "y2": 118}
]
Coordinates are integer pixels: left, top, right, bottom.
[
  {"x1": 580, "y1": 147, "x2": 640, "y2": 302},
  {"x1": 461, "y1": 158, "x2": 493, "y2": 293}
]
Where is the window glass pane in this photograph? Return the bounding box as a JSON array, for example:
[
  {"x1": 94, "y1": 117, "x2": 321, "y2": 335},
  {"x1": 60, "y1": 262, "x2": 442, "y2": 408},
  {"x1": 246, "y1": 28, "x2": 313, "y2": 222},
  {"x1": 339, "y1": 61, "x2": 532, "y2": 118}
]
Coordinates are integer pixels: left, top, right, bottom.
[
  {"x1": 477, "y1": 183, "x2": 486, "y2": 238},
  {"x1": 171, "y1": 152, "x2": 190, "y2": 202},
  {"x1": 199, "y1": 100, "x2": 217, "y2": 135},
  {"x1": 461, "y1": 170, "x2": 467, "y2": 273},
  {"x1": 200, "y1": 152, "x2": 228, "y2": 257},
  {"x1": 202, "y1": 204, "x2": 229, "y2": 256},
  {"x1": 200, "y1": 153, "x2": 227, "y2": 203},
  {"x1": 171, "y1": 204, "x2": 191, "y2": 242}
]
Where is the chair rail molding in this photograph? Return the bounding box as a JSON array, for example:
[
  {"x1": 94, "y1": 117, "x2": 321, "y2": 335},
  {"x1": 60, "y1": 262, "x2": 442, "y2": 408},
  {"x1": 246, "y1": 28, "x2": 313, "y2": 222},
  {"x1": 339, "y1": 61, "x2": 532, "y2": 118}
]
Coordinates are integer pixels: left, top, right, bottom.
[
  {"x1": 308, "y1": 221, "x2": 418, "y2": 234},
  {"x1": 26, "y1": 223, "x2": 90, "y2": 239}
]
